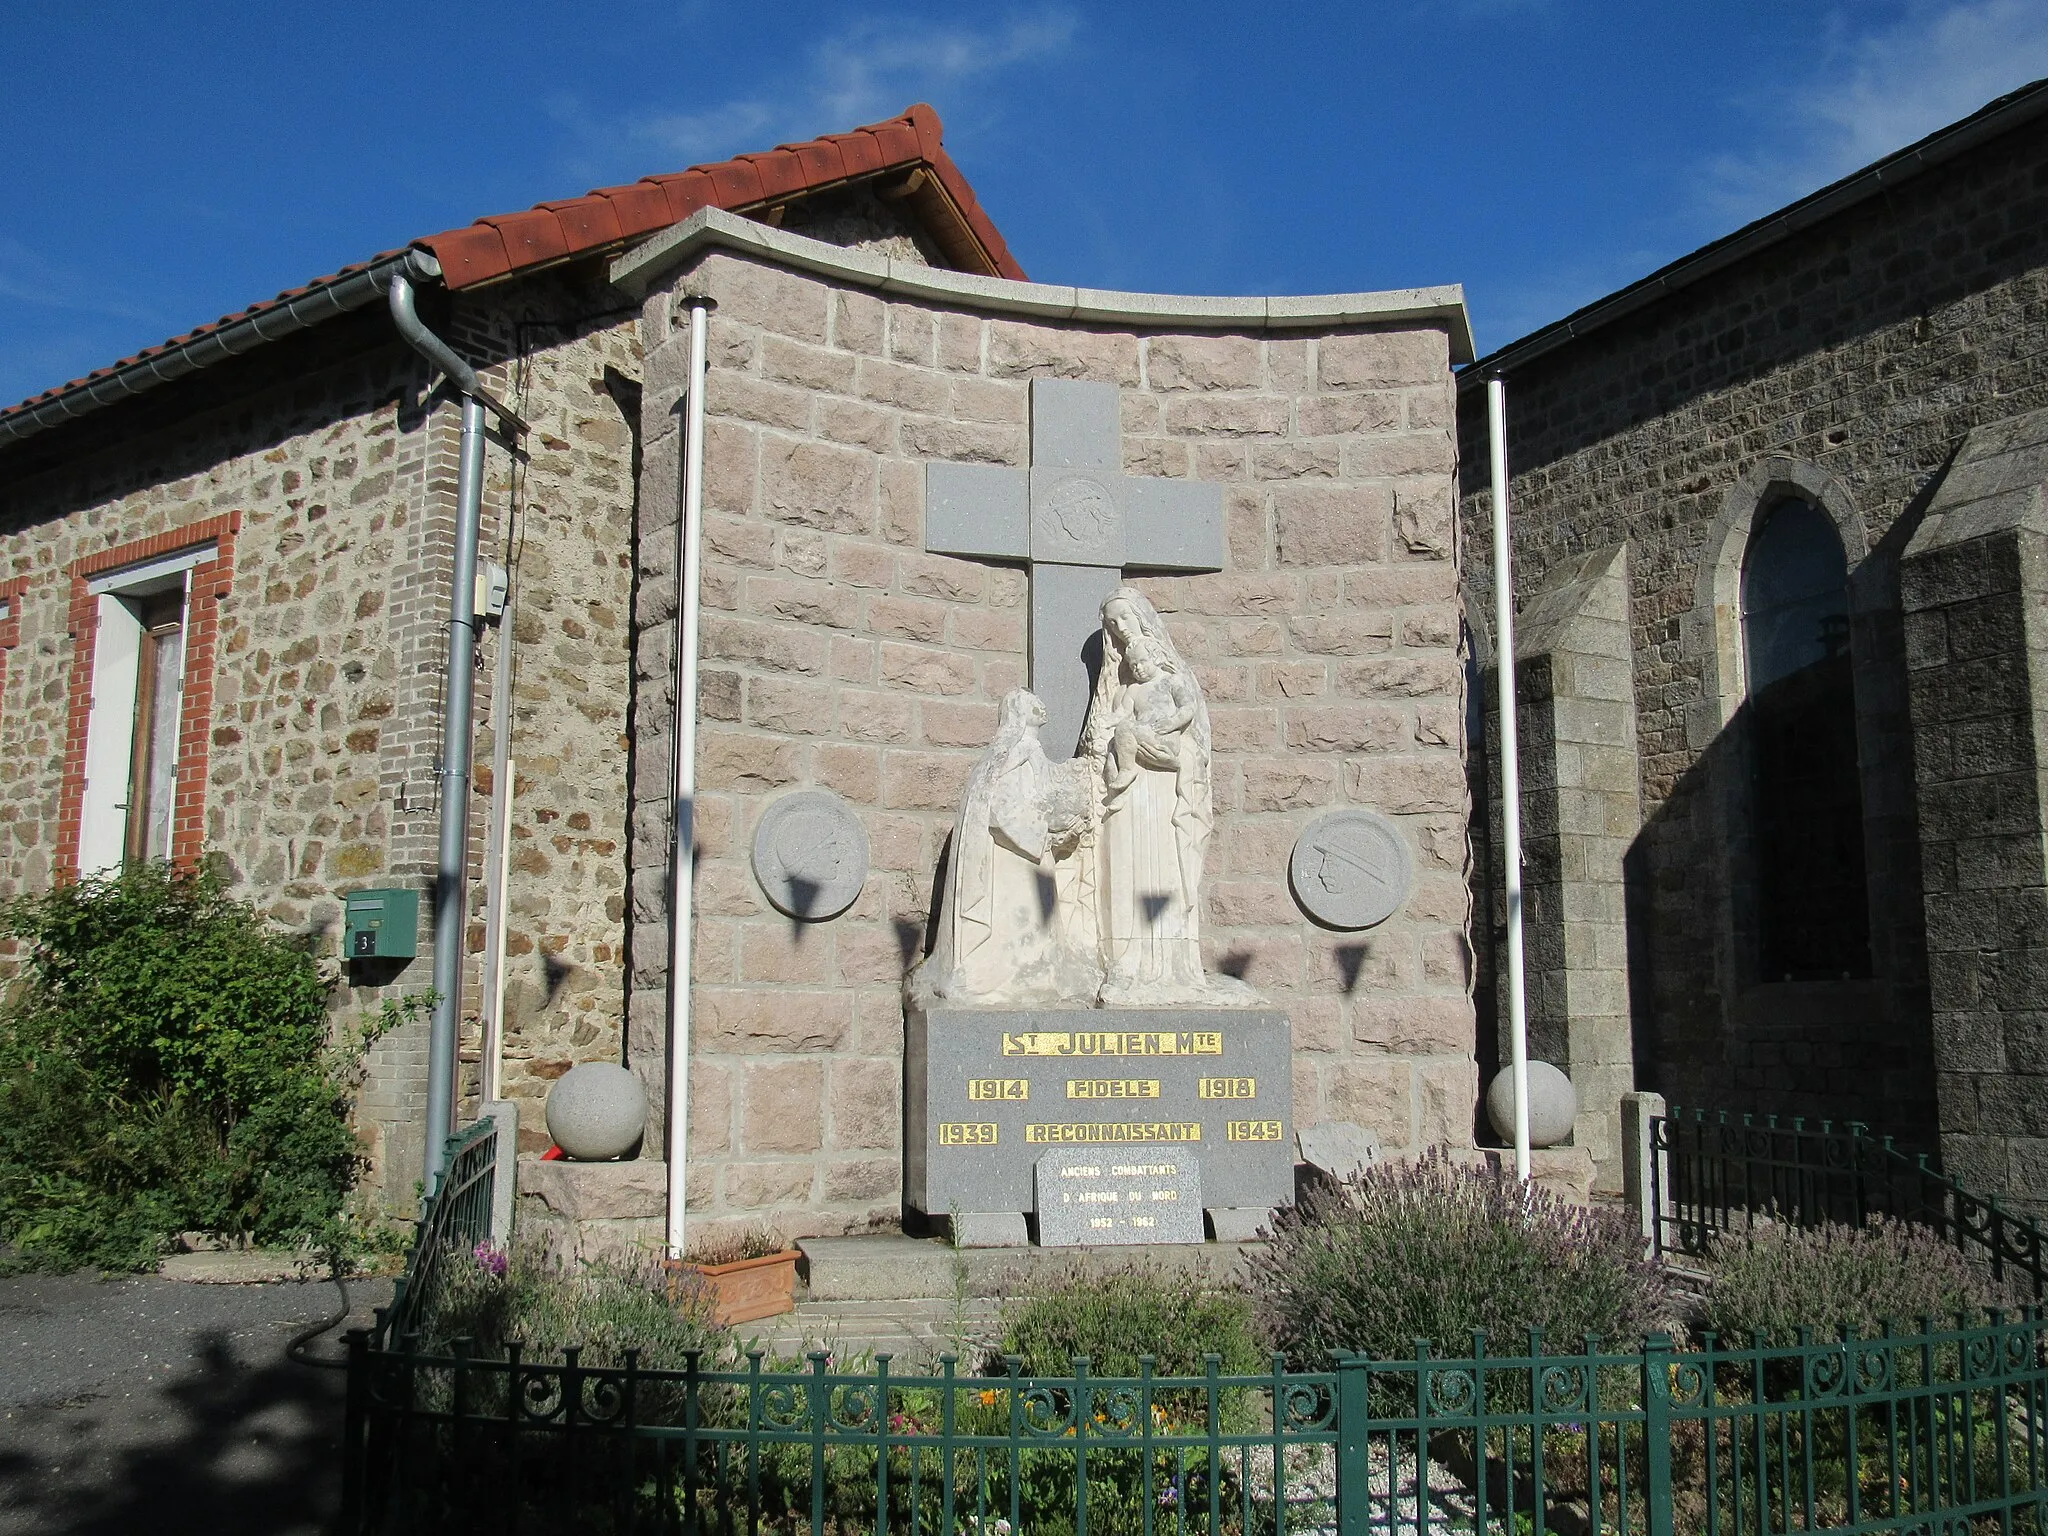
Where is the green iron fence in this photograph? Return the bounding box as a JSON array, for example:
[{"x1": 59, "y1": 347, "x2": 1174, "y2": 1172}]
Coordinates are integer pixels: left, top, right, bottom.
[
  {"x1": 1652, "y1": 1107, "x2": 2048, "y2": 1301},
  {"x1": 339, "y1": 1106, "x2": 2048, "y2": 1535},
  {"x1": 374, "y1": 1114, "x2": 500, "y2": 1347},
  {"x1": 341, "y1": 1313, "x2": 2048, "y2": 1536}
]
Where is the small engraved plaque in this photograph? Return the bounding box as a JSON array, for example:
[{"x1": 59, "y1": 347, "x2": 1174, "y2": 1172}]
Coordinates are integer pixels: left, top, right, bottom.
[
  {"x1": 1030, "y1": 468, "x2": 1125, "y2": 566},
  {"x1": 751, "y1": 789, "x2": 869, "y2": 921},
  {"x1": 1035, "y1": 1146, "x2": 1204, "y2": 1246},
  {"x1": 1288, "y1": 809, "x2": 1414, "y2": 930}
]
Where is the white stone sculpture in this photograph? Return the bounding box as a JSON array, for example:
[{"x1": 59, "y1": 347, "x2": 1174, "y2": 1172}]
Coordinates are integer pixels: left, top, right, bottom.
[
  {"x1": 912, "y1": 586, "x2": 1258, "y2": 1010},
  {"x1": 1080, "y1": 587, "x2": 1256, "y2": 1006},
  {"x1": 909, "y1": 690, "x2": 1098, "y2": 1006},
  {"x1": 1485, "y1": 1060, "x2": 1579, "y2": 1148},
  {"x1": 546, "y1": 1062, "x2": 649, "y2": 1161}
]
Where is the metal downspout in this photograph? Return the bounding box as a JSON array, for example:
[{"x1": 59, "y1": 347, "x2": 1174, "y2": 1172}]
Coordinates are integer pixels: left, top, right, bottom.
[{"x1": 388, "y1": 273, "x2": 526, "y2": 1193}]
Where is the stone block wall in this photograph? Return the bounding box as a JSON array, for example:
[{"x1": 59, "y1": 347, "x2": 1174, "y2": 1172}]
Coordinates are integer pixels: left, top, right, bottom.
[
  {"x1": 1899, "y1": 407, "x2": 2048, "y2": 1216},
  {"x1": 1482, "y1": 544, "x2": 1640, "y2": 1189},
  {"x1": 628, "y1": 245, "x2": 1475, "y2": 1241},
  {"x1": 1457, "y1": 107, "x2": 2048, "y2": 1147}
]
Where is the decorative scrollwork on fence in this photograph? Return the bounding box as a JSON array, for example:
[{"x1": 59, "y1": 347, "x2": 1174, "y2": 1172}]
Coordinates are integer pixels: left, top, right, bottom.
[
  {"x1": 518, "y1": 1366, "x2": 566, "y2": 1424},
  {"x1": 1854, "y1": 1344, "x2": 1896, "y2": 1395},
  {"x1": 1965, "y1": 1331, "x2": 2002, "y2": 1382},
  {"x1": 830, "y1": 1381, "x2": 880, "y2": 1433},
  {"x1": 1539, "y1": 1363, "x2": 1590, "y2": 1414},
  {"x1": 1017, "y1": 1383, "x2": 1075, "y2": 1439},
  {"x1": 1089, "y1": 1385, "x2": 1146, "y2": 1441},
  {"x1": 1805, "y1": 1347, "x2": 1849, "y2": 1400},
  {"x1": 757, "y1": 1377, "x2": 810, "y2": 1431},
  {"x1": 580, "y1": 1370, "x2": 628, "y2": 1426},
  {"x1": 1665, "y1": 1358, "x2": 1708, "y2": 1409},
  {"x1": 1276, "y1": 1378, "x2": 1335, "y2": 1433},
  {"x1": 1427, "y1": 1368, "x2": 1477, "y2": 1416}
]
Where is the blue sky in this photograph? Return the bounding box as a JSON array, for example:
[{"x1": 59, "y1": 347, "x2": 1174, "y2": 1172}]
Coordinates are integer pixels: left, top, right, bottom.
[{"x1": 4, "y1": 1, "x2": 2047, "y2": 409}]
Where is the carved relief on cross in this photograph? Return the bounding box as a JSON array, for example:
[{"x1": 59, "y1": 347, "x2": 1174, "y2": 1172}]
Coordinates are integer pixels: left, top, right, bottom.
[{"x1": 924, "y1": 378, "x2": 1225, "y2": 760}]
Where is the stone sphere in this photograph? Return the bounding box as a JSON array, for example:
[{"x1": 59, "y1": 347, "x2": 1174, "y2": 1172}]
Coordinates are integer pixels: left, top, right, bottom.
[
  {"x1": 1484, "y1": 1061, "x2": 1578, "y2": 1149},
  {"x1": 546, "y1": 1063, "x2": 648, "y2": 1161}
]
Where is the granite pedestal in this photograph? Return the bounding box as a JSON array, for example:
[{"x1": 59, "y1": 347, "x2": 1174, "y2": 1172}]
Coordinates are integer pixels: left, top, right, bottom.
[{"x1": 905, "y1": 1006, "x2": 1293, "y2": 1244}]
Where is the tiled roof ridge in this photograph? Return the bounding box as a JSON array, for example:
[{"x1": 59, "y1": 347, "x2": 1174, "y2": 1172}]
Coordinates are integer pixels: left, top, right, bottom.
[
  {"x1": 0, "y1": 103, "x2": 1019, "y2": 445},
  {"x1": 421, "y1": 102, "x2": 1024, "y2": 289}
]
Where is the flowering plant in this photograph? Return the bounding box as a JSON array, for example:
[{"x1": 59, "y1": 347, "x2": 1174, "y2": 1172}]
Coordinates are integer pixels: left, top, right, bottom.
[{"x1": 1249, "y1": 1148, "x2": 1675, "y2": 1364}]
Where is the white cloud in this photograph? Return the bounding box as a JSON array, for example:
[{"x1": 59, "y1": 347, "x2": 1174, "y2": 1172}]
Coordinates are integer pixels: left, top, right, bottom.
[
  {"x1": 1698, "y1": 0, "x2": 2048, "y2": 225},
  {"x1": 552, "y1": 9, "x2": 1077, "y2": 175}
]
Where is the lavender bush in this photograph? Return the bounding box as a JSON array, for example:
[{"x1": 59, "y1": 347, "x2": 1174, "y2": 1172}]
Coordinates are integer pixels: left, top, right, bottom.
[
  {"x1": 1700, "y1": 1215, "x2": 2023, "y2": 1345},
  {"x1": 1247, "y1": 1149, "x2": 1674, "y2": 1364},
  {"x1": 428, "y1": 1237, "x2": 727, "y2": 1368}
]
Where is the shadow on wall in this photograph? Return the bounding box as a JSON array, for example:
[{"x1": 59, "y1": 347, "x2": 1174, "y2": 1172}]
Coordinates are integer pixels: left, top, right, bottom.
[
  {"x1": 1466, "y1": 514, "x2": 1939, "y2": 1151},
  {"x1": 1618, "y1": 496, "x2": 1939, "y2": 1146}
]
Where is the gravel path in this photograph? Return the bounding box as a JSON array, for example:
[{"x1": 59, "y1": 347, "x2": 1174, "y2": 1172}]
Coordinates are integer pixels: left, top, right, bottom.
[{"x1": 0, "y1": 1271, "x2": 391, "y2": 1536}]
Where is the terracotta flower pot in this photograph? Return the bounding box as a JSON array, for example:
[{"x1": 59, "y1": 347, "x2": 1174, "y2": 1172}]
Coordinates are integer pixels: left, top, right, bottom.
[{"x1": 668, "y1": 1249, "x2": 801, "y2": 1326}]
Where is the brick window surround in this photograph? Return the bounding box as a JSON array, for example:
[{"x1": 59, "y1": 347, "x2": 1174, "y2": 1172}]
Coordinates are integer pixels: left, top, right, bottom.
[
  {"x1": 0, "y1": 575, "x2": 28, "y2": 688},
  {"x1": 56, "y1": 515, "x2": 239, "y2": 878}
]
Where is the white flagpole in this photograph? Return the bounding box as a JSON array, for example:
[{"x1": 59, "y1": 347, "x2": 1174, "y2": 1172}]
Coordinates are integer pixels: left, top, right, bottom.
[{"x1": 1487, "y1": 377, "x2": 1532, "y2": 1183}]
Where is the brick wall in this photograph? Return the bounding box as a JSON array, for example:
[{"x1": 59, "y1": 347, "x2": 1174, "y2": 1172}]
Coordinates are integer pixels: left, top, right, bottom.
[
  {"x1": 630, "y1": 247, "x2": 1474, "y2": 1241},
  {"x1": 1456, "y1": 108, "x2": 2048, "y2": 1147}
]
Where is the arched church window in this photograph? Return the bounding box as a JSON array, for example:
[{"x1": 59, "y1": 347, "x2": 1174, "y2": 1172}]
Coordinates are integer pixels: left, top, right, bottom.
[{"x1": 1741, "y1": 498, "x2": 1870, "y2": 980}]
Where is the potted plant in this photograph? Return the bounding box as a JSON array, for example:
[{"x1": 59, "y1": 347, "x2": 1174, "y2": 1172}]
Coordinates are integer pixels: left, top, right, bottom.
[{"x1": 667, "y1": 1228, "x2": 801, "y2": 1325}]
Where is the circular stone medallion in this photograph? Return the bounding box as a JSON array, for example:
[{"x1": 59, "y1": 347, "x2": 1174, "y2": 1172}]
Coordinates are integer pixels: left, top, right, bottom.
[
  {"x1": 751, "y1": 789, "x2": 870, "y2": 921},
  {"x1": 1288, "y1": 809, "x2": 1414, "y2": 930}
]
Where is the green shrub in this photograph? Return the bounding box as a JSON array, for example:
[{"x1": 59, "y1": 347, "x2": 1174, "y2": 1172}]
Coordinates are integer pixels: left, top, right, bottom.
[
  {"x1": 1700, "y1": 1215, "x2": 2022, "y2": 1344},
  {"x1": 1248, "y1": 1148, "x2": 1674, "y2": 1365},
  {"x1": 987, "y1": 1258, "x2": 1264, "y2": 1378},
  {"x1": 972, "y1": 1262, "x2": 1264, "y2": 1536},
  {"x1": 0, "y1": 863, "x2": 393, "y2": 1272}
]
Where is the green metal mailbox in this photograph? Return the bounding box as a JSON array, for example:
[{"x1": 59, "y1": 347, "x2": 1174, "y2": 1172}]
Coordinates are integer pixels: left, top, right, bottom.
[{"x1": 344, "y1": 888, "x2": 418, "y2": 960}]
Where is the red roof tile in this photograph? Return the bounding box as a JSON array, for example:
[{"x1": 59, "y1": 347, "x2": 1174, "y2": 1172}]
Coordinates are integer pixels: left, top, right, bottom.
[
  {"x1": 406, "y1": 102, "x2": 1024, "y2": 288},
  {"x1": 2, "y1": 104, "x2": 1022, "y2": 441}
]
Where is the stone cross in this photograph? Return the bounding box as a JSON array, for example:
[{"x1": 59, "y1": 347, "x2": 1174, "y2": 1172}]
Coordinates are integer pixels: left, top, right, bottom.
[{"x1": 925, "y1": 378, "x2": 1225, "y2": 759}]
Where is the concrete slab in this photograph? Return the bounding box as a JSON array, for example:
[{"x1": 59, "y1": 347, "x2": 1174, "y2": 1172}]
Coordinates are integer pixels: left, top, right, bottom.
[{"x1": 156, "y1": 1251, "x2": 324, "y2": 1284}]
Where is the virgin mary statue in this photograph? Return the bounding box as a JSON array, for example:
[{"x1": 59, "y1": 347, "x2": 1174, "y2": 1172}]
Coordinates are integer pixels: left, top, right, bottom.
[{"x1": 1079, "y1": 586, "x2": 1257, "y2": 1006}]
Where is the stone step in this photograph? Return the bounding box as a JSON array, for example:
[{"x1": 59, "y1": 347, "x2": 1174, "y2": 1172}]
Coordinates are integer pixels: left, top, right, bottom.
[
  {"x1": 744, "y1": 1297, "x2": 1001, "y2": 1365},
  {"x1": 795, "y1": 1233, "x2": 1262, "y2": 1303}
]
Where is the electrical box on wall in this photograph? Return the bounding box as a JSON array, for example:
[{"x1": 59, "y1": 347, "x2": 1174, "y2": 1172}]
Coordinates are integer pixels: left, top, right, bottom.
[{"x1": 344, "y1": 888, "x2": 419, "y2": 960}]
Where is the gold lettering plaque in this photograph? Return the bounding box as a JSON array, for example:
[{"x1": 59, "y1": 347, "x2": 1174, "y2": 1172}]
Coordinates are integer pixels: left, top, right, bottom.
[
  {"x1": 1025, "y1": 1122, "x2": 1202, "y2": 1144},
  {"x1": 1198, "y1": 1077, "x2": 1257, "y2": 1099},
  {"x1": 966, "y1": 1078, "x2": 1029, "y2": 1101},
  {"x1": 1065, "y1": 1079, "x2": 1161, "y2": 1099},
  {"x1": 937, "y1": 1122, "x2": 999, "y2": 1146},
  {"x1": 1226, "y1": 1119, "x2": 1285, "y2": 1142},
  {"x1": 1001, "y1": 1031, "x2": 1224, "y2": 1057}
]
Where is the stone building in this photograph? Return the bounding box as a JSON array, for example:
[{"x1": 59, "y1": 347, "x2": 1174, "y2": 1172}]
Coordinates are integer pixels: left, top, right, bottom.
[
  {"x1": 1457, "y1": 79, "x2": 2048, "y2": 1211},
  {"x1": 0, "y1": 102, "x2": 1486, "y2": 1244},
  {"x1": 0, "y1": 106, "x2": 1027, "y2": 1208}
]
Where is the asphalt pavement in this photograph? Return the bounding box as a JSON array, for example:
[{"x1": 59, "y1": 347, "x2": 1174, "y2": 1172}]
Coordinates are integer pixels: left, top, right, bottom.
[{"x1": 0, "y1": 1270, "x2": 392, "y2": 1536}]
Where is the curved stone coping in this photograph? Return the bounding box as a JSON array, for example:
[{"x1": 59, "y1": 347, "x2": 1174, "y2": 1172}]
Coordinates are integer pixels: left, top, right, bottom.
[{"x1": 611, "y1": 207, "x2": 1474, "y2": 363}]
